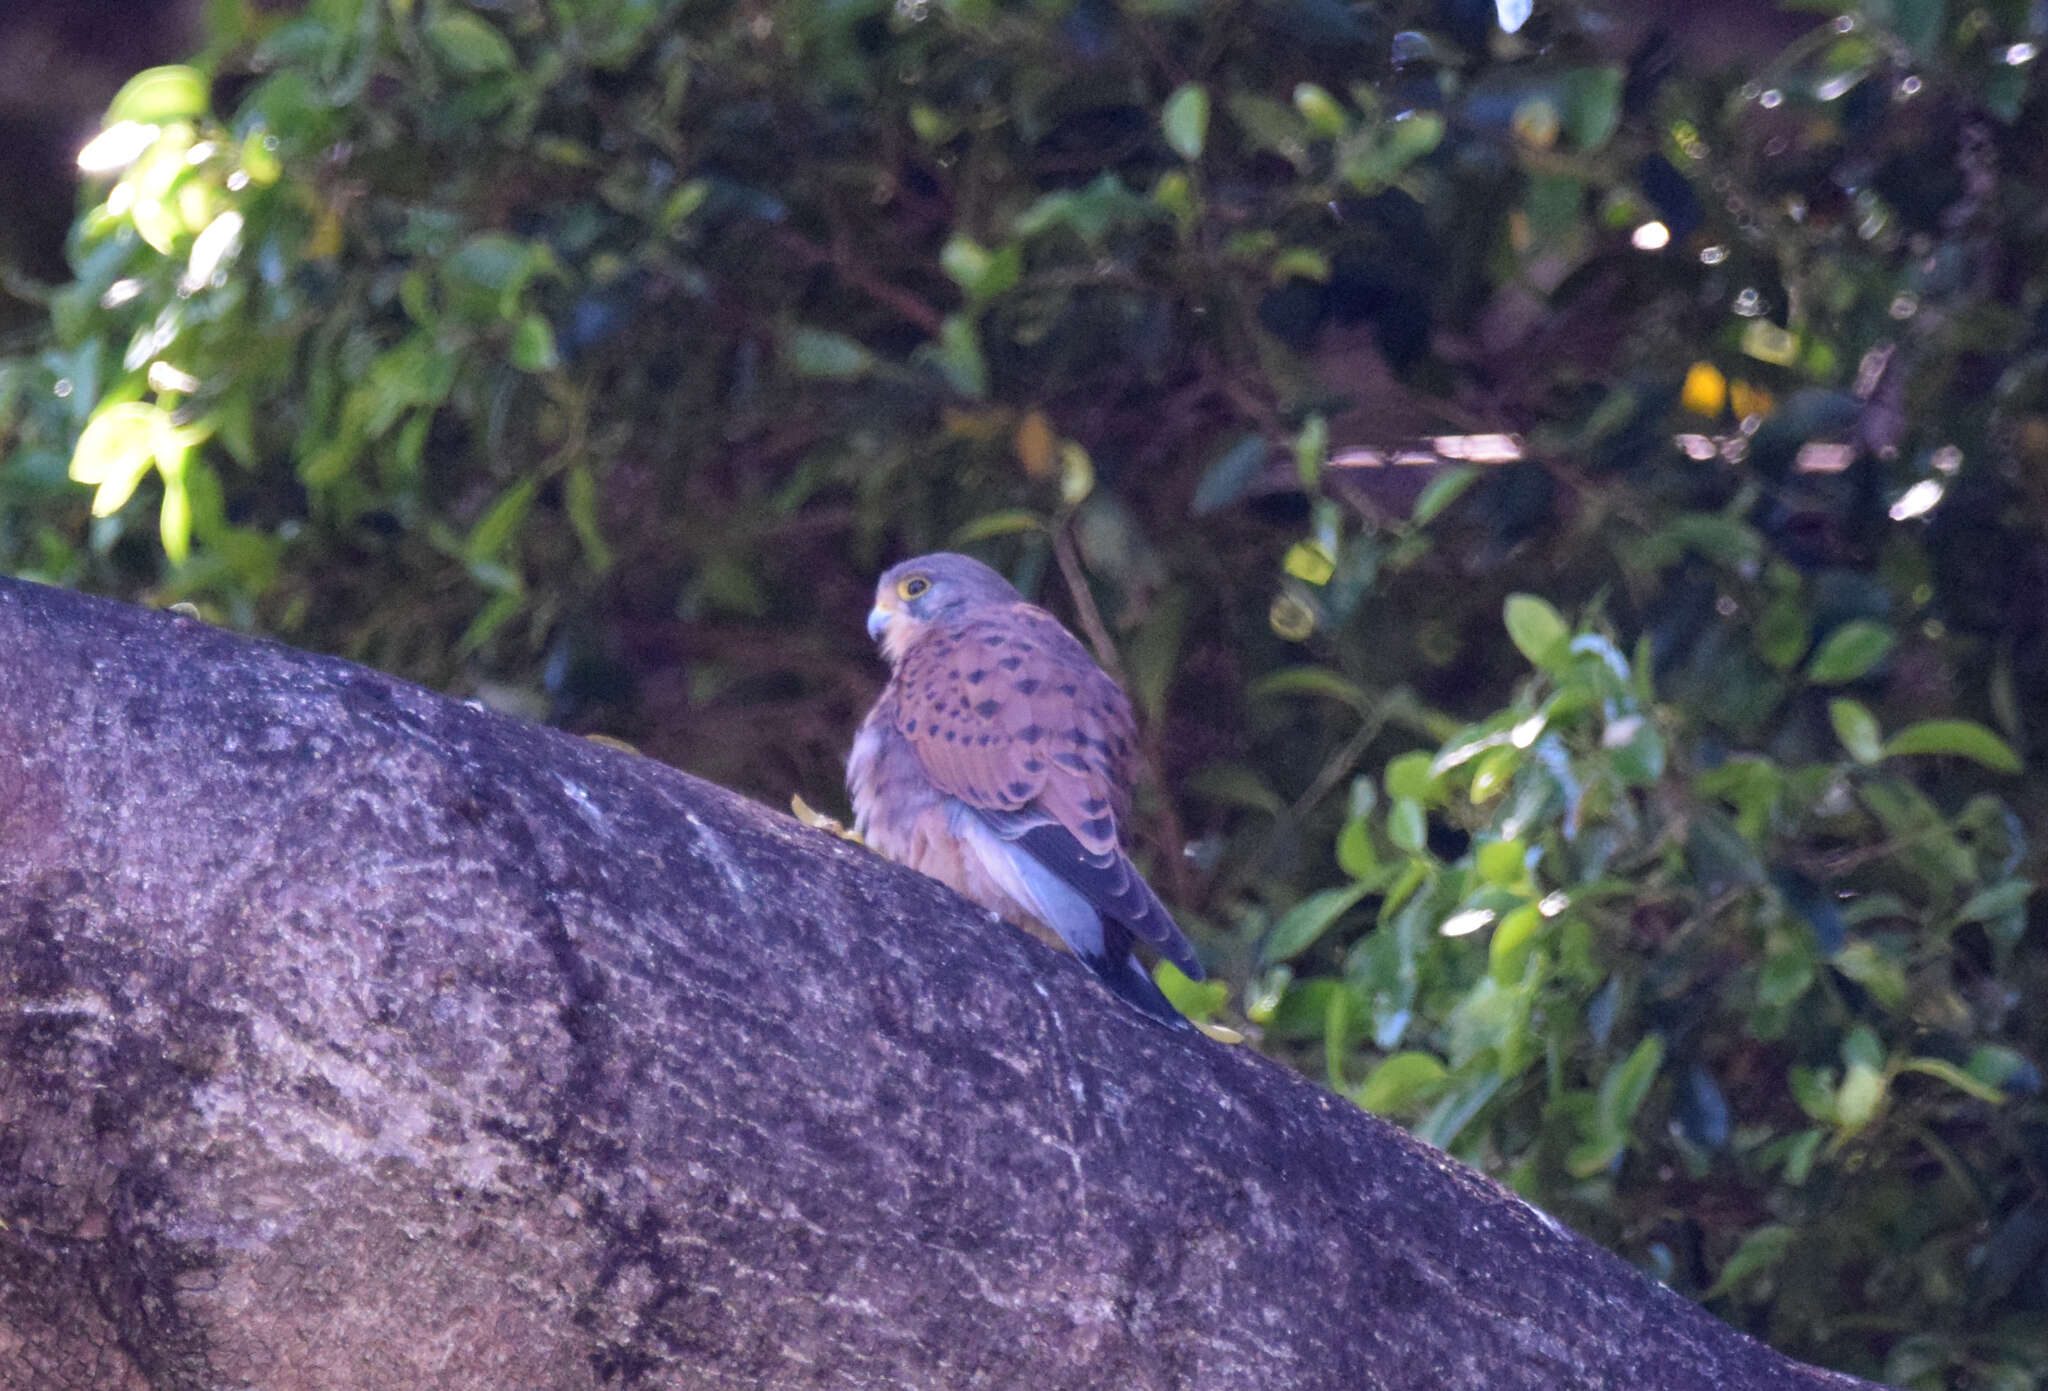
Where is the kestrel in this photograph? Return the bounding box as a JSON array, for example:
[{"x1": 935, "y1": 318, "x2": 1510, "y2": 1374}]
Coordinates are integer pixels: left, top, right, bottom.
[{"x1": 848, "y1": 553, "x2": 1203, "y2": 1029}]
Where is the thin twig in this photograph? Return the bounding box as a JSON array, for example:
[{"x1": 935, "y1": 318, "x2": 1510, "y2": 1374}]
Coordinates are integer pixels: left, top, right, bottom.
[
  {"x1": 771, "y1": 227, "x2": 945, "y2": 336},
  {"x1": 1051, "y1": 522, "x2": 1124, "y2": 681},
  {"x1": 1051, "y1": 518, "x2": 1196, "y2": 906}
]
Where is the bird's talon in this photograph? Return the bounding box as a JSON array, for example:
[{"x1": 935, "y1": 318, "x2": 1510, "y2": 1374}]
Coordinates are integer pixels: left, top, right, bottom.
[{"x1": 791, "y1": 793, "x2": 863, "y2": 843}]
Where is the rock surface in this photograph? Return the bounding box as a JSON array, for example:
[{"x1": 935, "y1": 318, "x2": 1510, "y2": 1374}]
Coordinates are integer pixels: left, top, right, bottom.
[{"x1": 0, "y1": 577, "x2": 1875, "y2": 1390}]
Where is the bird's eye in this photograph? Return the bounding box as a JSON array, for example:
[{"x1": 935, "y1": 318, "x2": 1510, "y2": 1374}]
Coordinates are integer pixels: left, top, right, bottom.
[{"x1": 898, "y1": 576, "x2": 931, "y2": 600}]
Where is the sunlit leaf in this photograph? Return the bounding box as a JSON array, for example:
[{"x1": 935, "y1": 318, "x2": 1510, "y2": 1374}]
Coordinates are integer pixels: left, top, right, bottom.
[
  {"x1": 1503, "y1": 593, "x2": 1569, "y2": 669},
  {"x1": 1881, "y1": 719, "x2": 2021, "y2": 773},
  {"x1": 1284, "y1": 539, "x2": 1336, "y2": 585},
  {"x1": 107, "y1": 66, "x2": 209, "y2": 124},
  {"x1": 1155, "y1": 961, "x2": 1230, "y2": 1024},
  {"x1": 1487, "y1": 903, "x2": 1542, "y2": 983},
  {"x1": 159, "y1": 468, "x2": 192, "y2": 564},
  {"x1": 70, "y1": 402, "x2": 170, "y2": 516}
]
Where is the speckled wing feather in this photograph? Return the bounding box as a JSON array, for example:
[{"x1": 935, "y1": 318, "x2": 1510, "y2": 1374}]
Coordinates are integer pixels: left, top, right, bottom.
[{"x1": 889, "y1": 604, "x2": 1201, "y2": 979}]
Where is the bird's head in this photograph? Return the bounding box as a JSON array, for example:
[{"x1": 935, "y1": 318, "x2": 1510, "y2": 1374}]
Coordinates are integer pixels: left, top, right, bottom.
[{"x1": 867, "y1": 552, "x2": 1018, "y2": 664}]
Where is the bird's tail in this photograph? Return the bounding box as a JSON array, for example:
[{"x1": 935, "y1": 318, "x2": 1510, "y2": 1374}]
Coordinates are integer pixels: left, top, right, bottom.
[{"x1": 1081, "y1": 921, "x2": 1192, "y2": 1031}]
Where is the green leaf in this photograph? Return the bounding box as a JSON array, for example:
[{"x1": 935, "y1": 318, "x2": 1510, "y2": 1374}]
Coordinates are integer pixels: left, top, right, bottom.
[
  {"x1": 511, "y1": 314, "x2": 560, "y2": 372},
  {"x1": 1412, "y1": 465, "x2": 1477, "y2": 525},
  {"x1": 659, "y1": 180, "x2": 709, "y2": 231},
  {"x1": 1881, "y1": 719, "x2": 2021, "y2": 773},
  {"x1": 1154, "y1": 961, "x2": 1228, "y2": 1023},
  {"x1": 1781, "y1": 1128, "x2": 1823, "y2": 1185},
  {"x1": 1387, "y1": 796, "x2": 1426, "y2": 854},
  {"x1": 457, "y1": 588, "x2": 524, "y2": 655},
  {"x1": 107, "y1": 65, "x2": 210, "y2": 124},
  {"x1": 939, "y1": 236, "x2": 1021, "y2": 301},
  {"x1": 1190, "y1": 434, "x2": 1268, "y2": 515},
  {"x1": 1604, "y1": 716, "x2": 1665, "y2": 786},
  {"x1": 1806, "y1": 619, "x2": 1894, "y2": 684},
  {"x1": 1755, "y1": 593, "x2": 1811, "y2": 672},
  {"x1": 927, "y1": 314, "x2": 987, "y2": 397},
  {"x1": 1967, "y1": 1045, "x2": 2032, "y2": 1093},
  {"x1": 1474, "y1": 838, "x2": 1528, "y2": 888},
  {"x1": 1431, "y1": 711, "x2": 1523, "y2": 777},
  {"x1": 1293, "y1": 414, "x2": 1328, "y2": 490},
  {"x1": 1559, "y1": 66, "x2": 1623, "y2": 150},
  {"x1": 1357, "y1": 1051, "x2": 1450, "y2": 1114},
  {"x1": 1336, "y1": 817, "x2": 1378, "y2": 879},
  {"x1": 1270, "y1": 248, "x2": 1331, "y2": 284},
  {"x1": 1835, "y1": 1061, "x2": 1886, "y2": 1130},
  {"x1": 1183, "y1": 762, "x2": 1283, "y2": 815},
  {"x1": 1503, "y1": 594, "x2": 1569, "y2": 669},
  {"x1": 1954, "y1": 879, "x2": 2033, "y2": 926},
  {"x1": 1384, "y1": 750, "x2": 1439, "y2": 802},
  {"x1": 1598, "y1": 1033, "x2": 1665, "y2": 1136},
  {"x1": 1414, "y1": 1071, "x2": 1503, "y2": 1151},
  {"x1": 949, "y1": 509, "x2": 1043, "y2": 545},
  {"x1": 1487, "y1": 903, "x2": 1543, "y2": 984},
  {"x1": 70, "y1": 402, "x2": 171, "y2": 517},
  {"x1": 1757, "y1": 952, "x2": 1813, "y2": 1008},
  {"x1": 1468, "y1": 746, "x2": 1519, "y2": 803},
  {"x1": 1789, "y1": 1066, "x2": 1837, "y2": 1123},
  {"x1": 465, "y1": 479, "x2": 535, "y2": 564},
  {"x1": 428, "y1": 12, "x2": 517, "y2": 73},
  {"x1": 1828, "y1": 698, "x2": 1882, "y2": 764},
  {"x1": 1283, "y1": 540, "x2": 1336, "y2": 585},
  {"x1": 1246, "y1": 665, "x2": 1370, "y2": 713},
  {"x1": 1706, "y1": 1224, "x2": 1796, "y2": 1298},
  {"x1": 1292, "y1": 82, "x2": 1347, "y2": 137},
  {"x1": 1162, "y1": 84, "x2": 1210, "y2": 160},
  {"x1": 159, "y1": 468, "x2": 192, "y2": 564},
  {"x1": 785, "y1": 327, "x2": 873, "y2": 379},
  {"x1": 565, "y1": 465, "x2": 613, "y2": 574},
  {"x1": 1899, "y1": 1057, "x2": 2006, "y2": 1105},
  {"x1": 1262, "y1": 882, "x2": 1371, "y2": 963},
  {"x1": 1831, "y1": 940, "x2": 1906, "y2": 1012}
]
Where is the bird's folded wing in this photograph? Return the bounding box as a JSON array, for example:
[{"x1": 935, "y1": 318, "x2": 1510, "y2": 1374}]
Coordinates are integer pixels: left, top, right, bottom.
[{"x1": 891, "y1": 605, "x2": 1201, "y2": 979}]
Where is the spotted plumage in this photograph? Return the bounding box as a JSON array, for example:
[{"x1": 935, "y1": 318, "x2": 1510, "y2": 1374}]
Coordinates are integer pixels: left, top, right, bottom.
[{"x1": 847, "y1": 552, "x2": 1201, "y2": 1028}]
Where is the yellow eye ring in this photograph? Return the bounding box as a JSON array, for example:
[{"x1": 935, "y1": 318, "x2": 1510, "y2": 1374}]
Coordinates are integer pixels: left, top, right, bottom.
[{"x1": 897, "y1": 576, "x2": 930, "y2": 600}]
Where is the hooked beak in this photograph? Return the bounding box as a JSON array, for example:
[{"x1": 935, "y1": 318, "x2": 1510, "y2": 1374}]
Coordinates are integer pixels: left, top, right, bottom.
[{"x1": 866, "y1": 604, "x2": 894, "y2": 642}]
